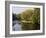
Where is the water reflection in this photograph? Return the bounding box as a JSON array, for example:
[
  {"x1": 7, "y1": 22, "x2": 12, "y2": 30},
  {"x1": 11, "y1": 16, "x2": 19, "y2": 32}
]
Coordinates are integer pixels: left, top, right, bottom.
[
  {"x1": 12, "y1": 20, "x2": 40, "y2": 31},
  {"x1": 13, "y1": 20, "x2": 22, "y2": 31}
]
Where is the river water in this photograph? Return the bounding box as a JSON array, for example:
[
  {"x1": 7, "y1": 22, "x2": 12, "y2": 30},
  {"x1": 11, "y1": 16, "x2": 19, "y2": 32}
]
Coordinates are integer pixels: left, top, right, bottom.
[{"x1": 12, "y1": 20, "x2": 22, "y2": 31}]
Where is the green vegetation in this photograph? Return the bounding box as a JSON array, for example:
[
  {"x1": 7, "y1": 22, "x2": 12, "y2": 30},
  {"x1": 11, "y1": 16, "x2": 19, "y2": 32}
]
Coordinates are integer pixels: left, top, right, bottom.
[{"x1": 14, "y1": 8, "x2": 40, "y2": 30}]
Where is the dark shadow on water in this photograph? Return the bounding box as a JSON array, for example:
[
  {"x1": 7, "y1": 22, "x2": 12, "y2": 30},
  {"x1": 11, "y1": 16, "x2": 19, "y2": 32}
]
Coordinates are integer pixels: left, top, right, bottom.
[
  {"x1": 21, "y1": 23, "x2": 40, "y2": 30},
  {"x1": 12, "y1": 20, "x2": 40, "y2": 31}
]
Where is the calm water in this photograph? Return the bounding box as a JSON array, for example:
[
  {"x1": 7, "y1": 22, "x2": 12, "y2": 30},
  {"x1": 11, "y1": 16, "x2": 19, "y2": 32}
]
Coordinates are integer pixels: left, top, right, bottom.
[
  {"x1": 12, "y1": 20, "x2": 40, "y2": 31},
  {"x1": 13, "y1": 20, "x2": 22, "y2": 31}
]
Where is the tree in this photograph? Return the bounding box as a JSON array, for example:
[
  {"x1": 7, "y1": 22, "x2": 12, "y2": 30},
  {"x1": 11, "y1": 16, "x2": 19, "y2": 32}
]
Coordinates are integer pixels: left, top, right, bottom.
[
  {"x1": 32, "y1": 8, "x2": 40, "y2": 24},
  {"x1": 17, "y1": 14, "x2": 21, "y2": 21},
  {"x1": 20, "y1": 9, "x2": 33, "y2": 21},
  {"x1": 32, "y1": 8, "x2": 40, "y2": 29}
]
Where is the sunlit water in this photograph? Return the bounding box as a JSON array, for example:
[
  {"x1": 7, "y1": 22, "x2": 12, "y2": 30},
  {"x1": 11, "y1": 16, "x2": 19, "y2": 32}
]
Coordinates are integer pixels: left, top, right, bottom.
[{"x1": 13, "y1": 20, "x2": 22, "y2": 31}]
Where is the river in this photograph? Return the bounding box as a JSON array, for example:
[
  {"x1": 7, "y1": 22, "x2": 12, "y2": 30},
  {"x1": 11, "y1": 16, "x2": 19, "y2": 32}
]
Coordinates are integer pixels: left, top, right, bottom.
[{"x1": 12, "y1": 20, "x2": 22, "y2": 31}]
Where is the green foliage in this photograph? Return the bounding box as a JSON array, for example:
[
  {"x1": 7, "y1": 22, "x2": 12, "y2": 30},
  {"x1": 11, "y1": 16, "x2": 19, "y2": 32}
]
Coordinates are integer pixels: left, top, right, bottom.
[
  {"x1": 32, "y1": 8, "x2": 40, "y2": 24},
  {"x1": 14, "y1": 8, "x2": 40, "y2": 30},
  {"x1": 20, "y1": 9, "x2": 33, "y2": 21}
]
